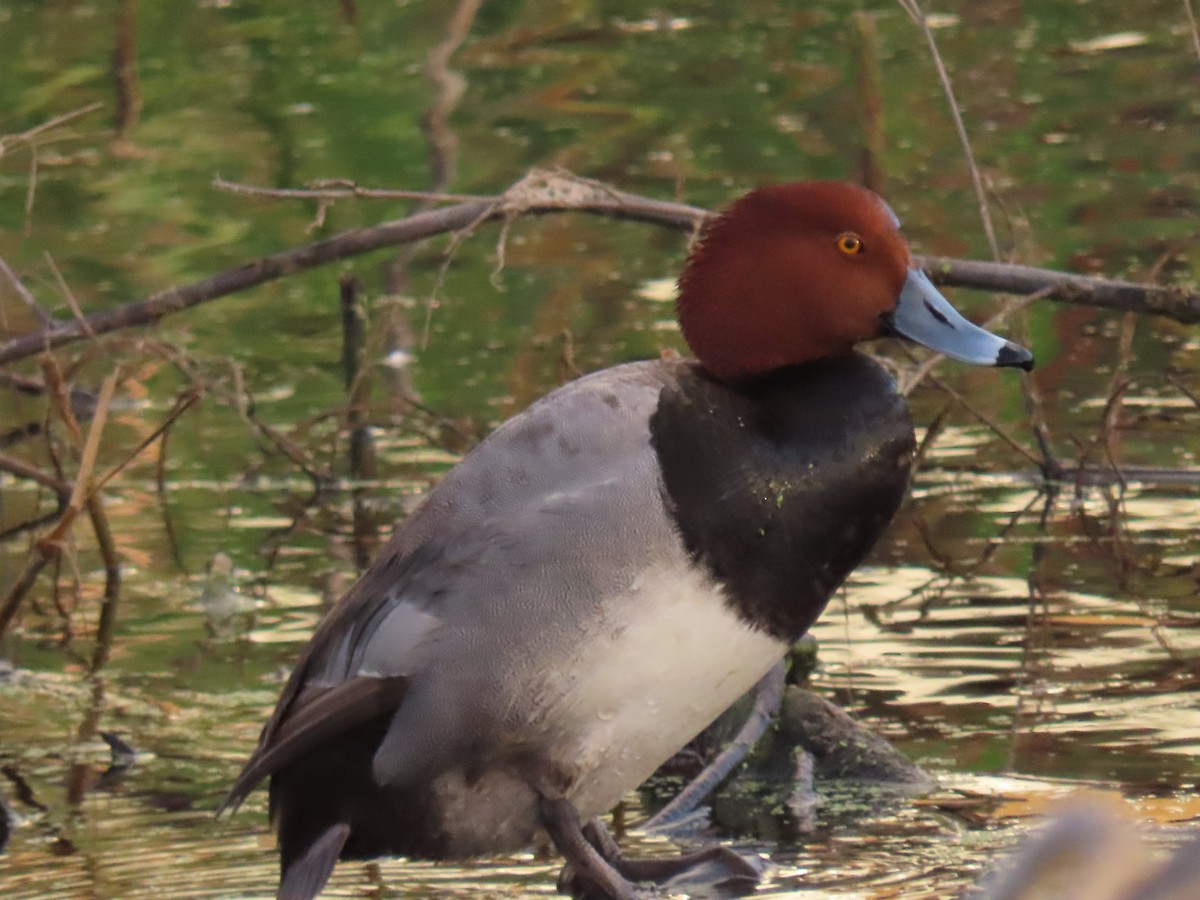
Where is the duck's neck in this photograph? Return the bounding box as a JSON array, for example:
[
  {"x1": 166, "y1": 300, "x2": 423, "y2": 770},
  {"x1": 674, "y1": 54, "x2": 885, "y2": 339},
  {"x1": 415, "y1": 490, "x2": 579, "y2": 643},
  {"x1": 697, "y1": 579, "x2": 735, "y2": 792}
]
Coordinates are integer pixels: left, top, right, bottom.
[{"x1": 649, "y1": 354, "x2": 915, "y2": 641}]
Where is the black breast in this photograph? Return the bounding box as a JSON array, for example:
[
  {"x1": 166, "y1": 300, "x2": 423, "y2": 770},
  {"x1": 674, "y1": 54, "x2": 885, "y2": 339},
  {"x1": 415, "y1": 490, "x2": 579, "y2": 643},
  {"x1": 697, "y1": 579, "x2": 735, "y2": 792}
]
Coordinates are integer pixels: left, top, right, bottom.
[{"x1": 650, "y1": 353, "x2": 915, "y2": 642}]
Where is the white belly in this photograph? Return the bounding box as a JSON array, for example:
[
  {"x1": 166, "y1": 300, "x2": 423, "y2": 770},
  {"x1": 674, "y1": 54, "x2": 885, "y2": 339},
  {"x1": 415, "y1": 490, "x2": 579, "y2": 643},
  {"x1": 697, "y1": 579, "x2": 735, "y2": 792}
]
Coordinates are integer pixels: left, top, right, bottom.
[{"x1": 536, "y1": 562, "x2": 787, "y2": 817}]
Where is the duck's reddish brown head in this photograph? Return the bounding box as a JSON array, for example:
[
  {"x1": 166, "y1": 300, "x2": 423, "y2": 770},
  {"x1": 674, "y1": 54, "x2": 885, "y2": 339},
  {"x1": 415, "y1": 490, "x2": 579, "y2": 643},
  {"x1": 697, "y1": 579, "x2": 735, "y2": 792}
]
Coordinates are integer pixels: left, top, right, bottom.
[{"x1": 677, "y1": 181, "x2": 1032, "y2": 381}]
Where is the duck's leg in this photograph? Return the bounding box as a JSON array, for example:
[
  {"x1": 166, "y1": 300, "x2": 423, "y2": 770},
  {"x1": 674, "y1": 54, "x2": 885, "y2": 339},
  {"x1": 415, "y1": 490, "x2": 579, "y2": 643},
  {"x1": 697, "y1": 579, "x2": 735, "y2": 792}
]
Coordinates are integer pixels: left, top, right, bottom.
[
  {"x1": 643, "y1": 660, "x2": 786, "y2": 837},
  {"x1": 546, "y1": 664, "x2": 782, "y2": 899},
  {"x1": 580, "y1": 817, "x2": 763, "y2": 893},
  {"x1": 540, "y1": 797, "x2": 640, "y2": 900}
]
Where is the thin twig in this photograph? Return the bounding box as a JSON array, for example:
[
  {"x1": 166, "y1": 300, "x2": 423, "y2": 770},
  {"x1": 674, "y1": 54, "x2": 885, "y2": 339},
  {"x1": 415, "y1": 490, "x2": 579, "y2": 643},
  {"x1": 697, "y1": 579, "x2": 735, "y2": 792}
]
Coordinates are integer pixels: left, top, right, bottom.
[
  {"x1": 919, "y1": 371, "x2": 1044, "y2": 467},
  {"x1": 897, "y1": 0, "x2": 999, "y2": 258},
  {"x1": 63, "y1": 374, "x2": 116, "y2": 519},
  {"x1": 896, "y1": 2, "x2": 1063, "y2": 476},
  {"x1": 0, "y1": 255, "x2": 54, "y2": 327},
  {"x1": 1006, "y1": 489, "x2": 1059, "y2": 770},
  {"x1": 230, "y1": 387, "x2": 328, "y2": 484},
  {"x1": 0, "y1": 452, "x2": 71, "y2": 495},
  {"x1": 870, "y1": 487, "x2": 1048, "y2": 624},
  {"x1": 213, "y1": 177, "x2": 490, "y2": 204},
  {"x1": 44, "y1": 251, "x2": 97, "y2": 341},
  {"x1": 0, "y1": 381, "x2": 200, "y2": 638},
  {"x1": 0, "y1": 103, "x2": 104, "y2": 235},
  {"x1": 0, "y1": 102, "x2": 104, "y2": 155},
  {"x1": 89, "y1": 388, "x2": 202, "y2": 496},
  {"x1": 0, "y1": 372, "x2": 118, "y2": 639},
  {"x1": 40, "y1": 355, "x2": 85, "y2": 448},
  {"x1": 1010, "y1": 307, "x2": 1064, "y2": 478},
  {"x1": 1185, "y1": 0, "x2": 1200, "y2": 64},
  {"x1": 1100, "y1": 312, "x2": 1138, "y2": 489},
  {"x1": 0, "y1": 370, "x2": 57, "y2": 395},
  {"x1": 1167, "y1": 374, "x2": 1200, "y2": 411},
  {"x1": 23, "y1": 151, "x2": 37, "y2": 234},
  {"x1": 422, "y1": 199, "x2": 501, "y2": 346}
]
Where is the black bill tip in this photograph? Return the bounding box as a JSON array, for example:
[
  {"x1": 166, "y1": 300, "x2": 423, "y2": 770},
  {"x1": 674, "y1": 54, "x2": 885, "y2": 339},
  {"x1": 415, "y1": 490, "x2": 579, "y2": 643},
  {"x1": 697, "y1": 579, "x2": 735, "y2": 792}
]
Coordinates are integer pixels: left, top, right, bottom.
[{"x1": 997, "y1": 341, "x2": 1035, "y2": 371}]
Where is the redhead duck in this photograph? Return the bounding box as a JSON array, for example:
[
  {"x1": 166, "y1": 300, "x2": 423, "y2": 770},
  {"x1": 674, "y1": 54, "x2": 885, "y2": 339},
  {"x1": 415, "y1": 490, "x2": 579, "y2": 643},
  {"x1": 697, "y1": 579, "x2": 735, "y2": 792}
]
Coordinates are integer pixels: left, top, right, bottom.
[{"x1": 226, "y1": 181, "x2": 1032, "y2": 900}]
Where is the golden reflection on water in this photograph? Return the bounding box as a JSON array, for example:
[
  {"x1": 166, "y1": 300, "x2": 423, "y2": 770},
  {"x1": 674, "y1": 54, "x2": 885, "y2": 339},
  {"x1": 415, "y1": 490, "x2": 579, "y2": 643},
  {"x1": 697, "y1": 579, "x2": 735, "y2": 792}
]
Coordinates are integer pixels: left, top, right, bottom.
[
  {"x1": 1, "y1": 477, "x2": 1197, "y2": 897},
  {"x1": 3, "y1": 463, "x2": 1200, "y2": 898}
]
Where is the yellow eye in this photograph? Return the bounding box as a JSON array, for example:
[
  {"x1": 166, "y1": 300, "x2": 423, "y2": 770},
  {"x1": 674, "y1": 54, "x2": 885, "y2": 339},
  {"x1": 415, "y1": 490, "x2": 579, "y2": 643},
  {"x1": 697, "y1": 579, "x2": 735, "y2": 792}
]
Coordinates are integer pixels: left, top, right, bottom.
[{"x1": 836, "y1": 233, "x2": 864, "y2": 255}]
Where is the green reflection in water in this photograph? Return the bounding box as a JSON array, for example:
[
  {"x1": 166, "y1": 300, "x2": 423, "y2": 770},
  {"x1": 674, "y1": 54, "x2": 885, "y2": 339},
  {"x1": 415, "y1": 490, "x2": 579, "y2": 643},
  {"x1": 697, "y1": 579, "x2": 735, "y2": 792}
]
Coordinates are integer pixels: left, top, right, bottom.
[{"x1": 2, "y1": 0, "x2": 1200, "y2": 896}]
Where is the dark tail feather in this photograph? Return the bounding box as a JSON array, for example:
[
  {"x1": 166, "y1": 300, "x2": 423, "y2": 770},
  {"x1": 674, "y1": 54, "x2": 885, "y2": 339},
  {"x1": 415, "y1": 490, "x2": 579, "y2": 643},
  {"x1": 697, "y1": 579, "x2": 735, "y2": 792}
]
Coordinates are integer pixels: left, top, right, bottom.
[
  {"x1": 278, "y1": 823, "x2": 351, "y2": 900},
  {"x1": 223, "y1": 675, "x2": 410, "y2": 817}
]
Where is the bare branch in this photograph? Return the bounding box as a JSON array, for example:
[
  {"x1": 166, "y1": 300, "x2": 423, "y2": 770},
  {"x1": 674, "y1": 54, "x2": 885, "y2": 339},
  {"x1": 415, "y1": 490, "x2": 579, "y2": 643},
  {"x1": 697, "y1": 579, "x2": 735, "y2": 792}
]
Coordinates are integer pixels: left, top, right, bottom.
[
  {"x1": 0, "y1": 103, "x2": 106, "y2": 234},
  {"x1": 212, "y1": 177, "x2": 490, "y2": 204},
  {"x1": 0, "y1": 451, "x2": 71, "y2": 495},
  {"x1": 919, "y1": 256, "x2": 1200, "y2": 321},
  {"x1": 2, "y1": 171, "x2": 1197, "y2": 368},
  {"x1": 0, "y1": 102, "x2": 104, "y2": 156}
]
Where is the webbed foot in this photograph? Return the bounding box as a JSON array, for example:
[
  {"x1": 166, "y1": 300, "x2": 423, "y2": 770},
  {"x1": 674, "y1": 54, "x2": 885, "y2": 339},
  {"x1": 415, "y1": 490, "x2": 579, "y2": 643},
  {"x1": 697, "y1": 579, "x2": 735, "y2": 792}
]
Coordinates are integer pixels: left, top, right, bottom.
[{"x1": 555, "y1": 814, "x2": 764, "y2": 898}]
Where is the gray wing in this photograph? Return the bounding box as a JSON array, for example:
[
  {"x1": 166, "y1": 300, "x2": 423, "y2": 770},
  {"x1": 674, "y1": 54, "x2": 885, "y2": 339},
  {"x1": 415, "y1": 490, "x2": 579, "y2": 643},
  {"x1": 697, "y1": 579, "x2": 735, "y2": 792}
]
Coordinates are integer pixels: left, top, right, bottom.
[{"x1": 225, "y1": 360, "x2": 681, "y2": 808}]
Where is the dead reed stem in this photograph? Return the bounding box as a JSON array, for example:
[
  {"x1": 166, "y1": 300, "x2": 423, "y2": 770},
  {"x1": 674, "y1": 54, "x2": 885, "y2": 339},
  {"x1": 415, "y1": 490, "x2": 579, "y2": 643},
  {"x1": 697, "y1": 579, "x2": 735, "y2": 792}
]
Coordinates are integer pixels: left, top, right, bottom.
[
  {"x1": 0, "y1": 372, "x2": 118, "y2": 639},
  {"x1": 0, "y1": 381, "x2": 200, "y2": 640}
]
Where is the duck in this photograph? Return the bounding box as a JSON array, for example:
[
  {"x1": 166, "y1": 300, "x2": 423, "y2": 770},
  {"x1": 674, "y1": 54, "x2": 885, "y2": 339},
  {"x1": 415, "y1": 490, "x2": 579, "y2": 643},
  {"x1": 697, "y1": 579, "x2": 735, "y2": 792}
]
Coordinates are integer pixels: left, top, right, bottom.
[{"x1": 224, "y1": 180, "x2": 1033, "y2": 900}]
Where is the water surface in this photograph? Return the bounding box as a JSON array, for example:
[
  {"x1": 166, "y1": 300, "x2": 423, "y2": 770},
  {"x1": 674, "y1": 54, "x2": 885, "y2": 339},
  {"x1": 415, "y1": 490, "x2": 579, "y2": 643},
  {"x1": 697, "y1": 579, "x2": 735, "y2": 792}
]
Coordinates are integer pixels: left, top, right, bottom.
[{"x1": 2, "y1": 1, "x2": 1199, "y2": 896}]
